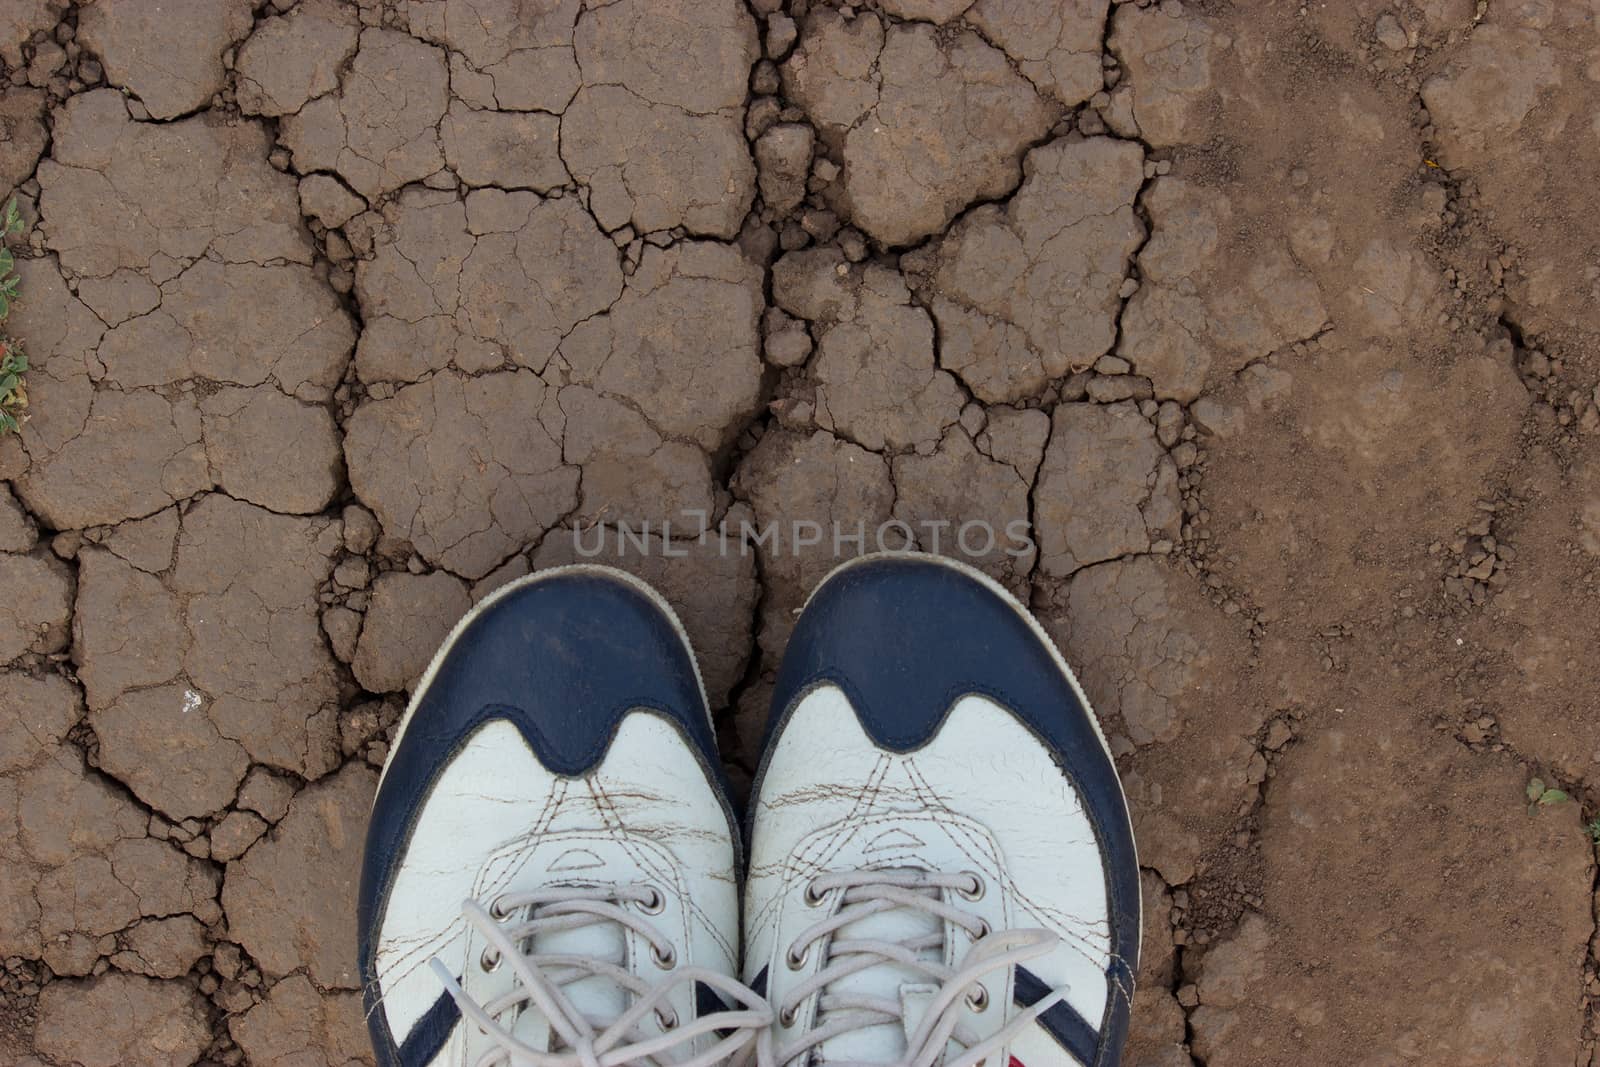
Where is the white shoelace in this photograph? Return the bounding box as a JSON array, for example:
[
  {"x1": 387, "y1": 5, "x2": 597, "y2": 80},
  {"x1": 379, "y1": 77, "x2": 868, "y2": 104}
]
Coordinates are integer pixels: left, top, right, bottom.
[
  {"x1": 430, "y1": 885, "x2": 774, "y2": 1067},
  {"x1": 773, "y1": 869, "x2": 1071, "y2": 1067}
]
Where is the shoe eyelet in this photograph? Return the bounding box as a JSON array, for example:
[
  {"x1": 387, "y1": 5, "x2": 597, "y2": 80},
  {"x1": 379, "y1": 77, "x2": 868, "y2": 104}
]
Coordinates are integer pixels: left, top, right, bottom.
[
  {"x1": 651, "y1": 943, "x2": 676, "y2": 970},
  {"x1": 803, "y1": 881, "x2": 826, "y2": 907},
  {"x1": 656, "y1": 1008, "x2": 678, "y2": 1031},
  {"x1": 958, "y1": 872, "x2": 985, "y2": 902},
  {"x1": 966, "y1": 985, "x2": 989, "y2": 1012},
  {"x1": 974, "y1": 919, "x2": 991, "y2": 939},
  {"x1": 785, "y1": 943, "x2": 810, "y2": 971},
  {"x1": 480, "y1": 947, "x2": 502, "y2": 973},
  {"x1": 779, "y1": 1004, "x2": 798, "y2": 1027},
  {"x1": 489, "y1": 896, "x2": 513, "y2": 921},
  {"x1": 638, "y1": 886, "x2": 666, "y2": 915}
]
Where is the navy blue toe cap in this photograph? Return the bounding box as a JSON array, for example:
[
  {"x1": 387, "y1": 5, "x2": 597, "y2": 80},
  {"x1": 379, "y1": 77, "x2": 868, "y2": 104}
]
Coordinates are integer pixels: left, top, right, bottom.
[
  {"x1": 382, "y1": 569, "x2": 713, "y2": 779},
  {"x1": 765, "y1": 555, "x2": 1111, "y2": 764}
]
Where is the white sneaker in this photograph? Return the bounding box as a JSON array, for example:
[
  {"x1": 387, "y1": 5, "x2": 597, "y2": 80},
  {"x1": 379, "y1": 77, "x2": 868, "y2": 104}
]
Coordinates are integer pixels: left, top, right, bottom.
[
  {"x1": 359, "y1": 566, "x2": 771, "y2": 1067},
  {"x1": 743, "y1": 553, "x2": 1140, "y2": 1067}
]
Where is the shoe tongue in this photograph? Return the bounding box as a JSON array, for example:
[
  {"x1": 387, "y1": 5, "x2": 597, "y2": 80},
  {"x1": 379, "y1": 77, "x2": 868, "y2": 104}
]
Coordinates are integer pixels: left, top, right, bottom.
[
  {"x1": 819, "y1": 889, "x2": 945, "y2": 1065},
  {"x1": 510, "y1": 913, "x2": 629, "y2": 1051}
]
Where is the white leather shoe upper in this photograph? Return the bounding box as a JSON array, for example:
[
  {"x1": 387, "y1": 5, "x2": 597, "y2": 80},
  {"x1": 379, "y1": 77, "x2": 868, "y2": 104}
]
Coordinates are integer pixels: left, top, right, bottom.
[
  {"x1": 746, "y1": 690, "x2": 1122, "y2": 1067},
  {"x1": 373, "y1": 716, "x2": 742, "y2": 1065}
]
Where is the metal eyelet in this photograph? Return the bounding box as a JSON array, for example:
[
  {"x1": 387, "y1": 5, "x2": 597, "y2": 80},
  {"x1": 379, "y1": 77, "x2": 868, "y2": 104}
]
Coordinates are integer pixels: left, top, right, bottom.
[
  {"x1": 651, "y1": 943, "x2": 676, "y2": 970},
  {"x1": 638, "y1": 886, "x2": 666, "y2": 915},
  {"x1": 785, "y1": 943, "x2": 810, "y2": 971},
  {"x1": 958, "y1": 872, "x2": 985, "y2": 902},
  {"x1": 966, "y1": 985, "x2": 989, "y2": 1012},
  {"x1": 974, "y1": 919, "x2": 991, "y2": 939},
  {"x1": 480, "y1": 947, "x2": 502, "y2": 973},
  {"x1": 803, "y1": 881, "x2": 826, "y2": 907},
  {"x1": 489, "y1": 896, "x2": 514, "y2": 920},
  {"x1": 656, "y1": 1008, "x2": 678, "y2": 1031},
  {"x1": 779, "y1": 1004, "x2": 798, "y2": 1027}
]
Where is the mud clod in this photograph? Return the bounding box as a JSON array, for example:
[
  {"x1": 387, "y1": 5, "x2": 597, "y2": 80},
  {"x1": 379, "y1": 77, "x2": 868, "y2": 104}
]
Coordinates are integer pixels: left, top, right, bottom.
[
  {"x1": 78, "y1": 0, "x2": 253, "y2": 120},
  {"x1": 346, "y1": 370, "x2": 574, "y2": 580},
  {"x1": 352, "y1": 570, "x2": 471, "y2": 694},
  {"x1": 774, "y1": 247, "x2": 962, "y2": 451},
  {"x1": 234, "y1": 0, "x2": 360, "y2": 118},
  {"x1": 784, "y1": 10, "x2": 1054, "y2": 246},
  {"x1": 35, "y1": 972, "x2": 210, "y2": 1067},
  {"x1": 280, "y1": 28, "x2": 450, "y2": 200},
  {"x1": 1035, "y1": 402, "x2": 1179, "y2": 576},
  {"x1": 909, "y1": 137, "x2": 1145, "y2": 403},
  {"x1": 221, "y1": 763, "x2": 375, "y2": 990}
]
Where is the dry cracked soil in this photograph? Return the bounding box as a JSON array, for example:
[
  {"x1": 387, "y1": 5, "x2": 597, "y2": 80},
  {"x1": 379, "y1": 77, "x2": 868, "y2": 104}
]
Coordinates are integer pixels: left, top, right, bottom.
[{"x1": 0, "y1": 0, "x2": 1599, "y2": 1064}]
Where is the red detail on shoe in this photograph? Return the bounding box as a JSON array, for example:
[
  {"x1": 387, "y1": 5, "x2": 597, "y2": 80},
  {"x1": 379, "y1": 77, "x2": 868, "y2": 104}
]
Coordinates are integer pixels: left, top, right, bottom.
[{"x1": 1008, "y1": 1057, "x2": 1026, "y2": 1067}]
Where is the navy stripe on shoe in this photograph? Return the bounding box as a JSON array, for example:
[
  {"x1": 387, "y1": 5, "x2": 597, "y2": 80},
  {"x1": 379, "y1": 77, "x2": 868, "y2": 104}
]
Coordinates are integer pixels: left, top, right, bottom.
[
  {"x1": 695, "y1": 980, "x2": 731, "y2": 1021},
  {"x1": 1098, "y1": 954, "x2": 1135, "y2": 1066},
  {"x1": 695, "y1": 980, "x2": 736, "y2": 1040},
  {"x1": 1014, "y1": 966, "x2": 1099, "y2": 1067},
  {"x1": 396, "y1": 988, "x2": 460, "y2": 1067}
]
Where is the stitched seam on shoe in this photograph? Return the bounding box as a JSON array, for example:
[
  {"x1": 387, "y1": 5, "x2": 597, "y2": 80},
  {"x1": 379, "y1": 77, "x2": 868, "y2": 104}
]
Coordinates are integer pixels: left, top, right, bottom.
[
  {"x1": 902, "y1": 757, "x2": 1112, "y2": 968},
  {"x1": 376, "y1": 779, "x2": 568, "y2": 989},
  {"x1": 748, "y1": 754, "x2": 893, "y2": 944},
  {"x1": 586, "y1": 775, "x2": 739, "y2": 966}
]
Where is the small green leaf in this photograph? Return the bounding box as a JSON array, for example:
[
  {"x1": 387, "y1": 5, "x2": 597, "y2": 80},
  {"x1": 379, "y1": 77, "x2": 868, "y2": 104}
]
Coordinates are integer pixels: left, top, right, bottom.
[
  {"x1": 1540, "y1": 788, "x2": 1570, "y2": 805},
  {"x1": 1527, "y1": 778, "x2": 1546, "y2": 802},
  {"x1": 0, "y1": 411, "x2": 15, "y2": 435},
  {"x1": 0, "y1": 373, "x2": 17, "y2": 395}
]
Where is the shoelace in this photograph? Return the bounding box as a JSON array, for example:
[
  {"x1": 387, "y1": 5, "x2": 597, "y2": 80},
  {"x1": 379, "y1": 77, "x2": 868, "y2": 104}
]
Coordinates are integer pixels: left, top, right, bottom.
[
  {"x1": 429, "y1": 884, "x2": 775, "y2": 1067},
  {"x1": 773, "y1": 870, "x2": 1071, "y2": 1067}
]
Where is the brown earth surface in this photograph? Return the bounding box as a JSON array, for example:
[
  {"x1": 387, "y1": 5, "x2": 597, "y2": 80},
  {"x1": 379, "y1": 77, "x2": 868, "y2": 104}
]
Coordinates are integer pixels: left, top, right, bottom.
[{"x1": 1, "y1": 0, "x2": 1599, "y2": 1064}]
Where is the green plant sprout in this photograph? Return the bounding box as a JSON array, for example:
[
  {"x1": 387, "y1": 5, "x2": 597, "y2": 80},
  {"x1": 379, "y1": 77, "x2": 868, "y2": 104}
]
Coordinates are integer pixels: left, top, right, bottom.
[
  {"x1": 1526, "y1": 776, "x2": 1570, "y2": 816},
  {"x1": 0, "y1": 346, "x2": 25, "y2": 436},
  {"x1": 0, "y1": 195, "x2": 26, "y2": 436}
]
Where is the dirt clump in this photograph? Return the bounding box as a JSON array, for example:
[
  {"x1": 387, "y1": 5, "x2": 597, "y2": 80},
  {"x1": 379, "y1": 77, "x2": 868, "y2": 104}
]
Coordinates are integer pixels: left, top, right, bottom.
[
  {"x1": 906, "y1": 138, "x2": 1146, "y2": 403},
  {"x1": 221, "y1": 762, "x2": 375, "y2": 991},
  {"x1": 784, "y1": 9, "x2": 1054, "y2": 246},
  {"x1": 35, "y1": 972, "x2": 210, "y2": 1067},
  {"x1": 234, "y1": 0, "x2": 360, "y2": 118},
  {"x1": 77, "y1": 0, "x2": 253, "y2": 120},
  {"x1": 352, "y1": 570, "x2": 471, "y2": 694},
  {"x1": 773, "y1": 247, "x2": 962, "y2": 451}
]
